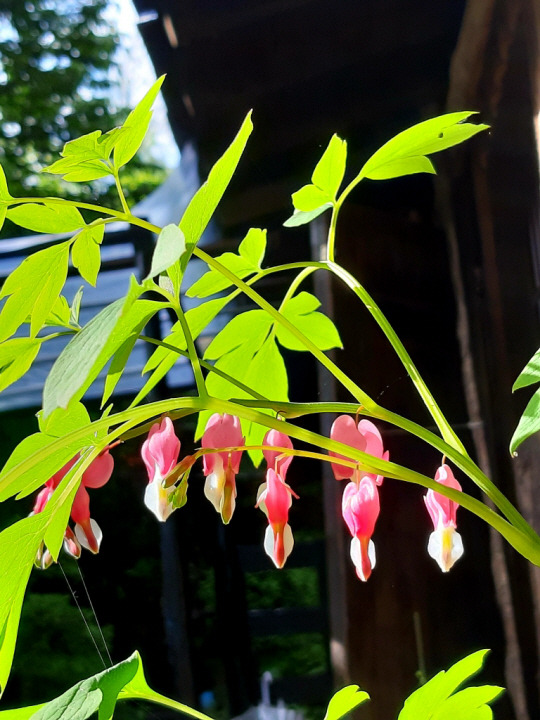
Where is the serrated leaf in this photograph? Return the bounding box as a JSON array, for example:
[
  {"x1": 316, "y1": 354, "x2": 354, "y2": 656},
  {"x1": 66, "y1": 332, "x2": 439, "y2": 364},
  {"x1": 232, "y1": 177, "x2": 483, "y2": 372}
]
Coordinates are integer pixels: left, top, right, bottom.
[
  {"x1": 146, "y1": 224, "x2": 186, "y2": 280},
  {"x1": 204, "y1": 310, "x2": 272, "y2": 360},
  {"x1": 361, "y1": 113, "x2": 488, "y2": 180},
  {"x1": 238, "y1": 228, "x2": 267, "y2": 268},
  {"x1": 114, "y1": 76, "x2": 165, "y2": 169},
  {"x1": 275, "y1": 291, "x2": 342, "y2": 351},
  {"x1": 186, "y1": 252, "x2": 255, "y2": 298},
  {"x1": 0, "y1": 241, "x2": 70, "y2": 341},
  {"x1": 324, "y1": 685, "x2": 370, "y2": 720},
  {"x1": 43, "y1": 295, "x2": 166, "y2": 418},
  {"x1": 510, "y1": 387, "x2": 540, "y2": 454},
  {"x1": 398, "y1": 650, "x2": 496, "y2": 720},
  {"x1": 71, "y1": 225, "x2": 104, "y2": 286},
  {"x1": 513, "y1": 348, "x2": 540, "y2": 391},
  {"x1": 6, "y1": 203, "x2": 85, "y2": 234},
  {"x1": 292, "y1": 184, "x2": 332, "y2": 212},
  {"x1": 312, "y1": 134, "x2": 347, "y2": 197},
  {"x1": 0, "y1": 338, "x2": 42, "y2": 393},
  {"x1": 283, "y1": 203, "x2": 332, "y2": 228}
]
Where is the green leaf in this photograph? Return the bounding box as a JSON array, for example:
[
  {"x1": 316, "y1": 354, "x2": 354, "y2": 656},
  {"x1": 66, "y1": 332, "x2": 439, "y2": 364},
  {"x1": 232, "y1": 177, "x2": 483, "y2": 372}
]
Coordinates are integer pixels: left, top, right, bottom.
[
  {"x1": 0, "y1": 338, "x2": 42, "y2": 393},
  {"x1": 204, "y1": 310, "x2": 272, "y2": 359},
  {"x1": 365, "y1": 155, "x2": 435, "y2": 180},
  {"x1": 45, "y1": 295, "x2": 72, "y2": 327},
  {"x1": 0, "y1": 241, "x2": 71, "y2": 341},
  {"x1": 43, "y1": 295, "x2": 167, "y2": 418},
  {"x1": 0, "y1": 513, "x2": 49, "y2": 697},
  {"x1": 69, "y1": 287, "x2": 84, "y2": 326},
  {"x1": 238, "y1": 228, "x2": 267, "y2": 268},
  {"x1": 114, "y1": 76, "x2": 165, "y2": 169},
  {"x1": 146, "y1": 224, "x2": 186, "y2": 280},
  {"x1": 2, "y1": 651, "x2": 199, "y2": 720},
  {"x1": 101, "y1": 332, "x2": 140, "y2": 406},
  {"x1": 361, "y1": 112, "x2": 488, "y2": 180},
  {"x1": 0, "y1": 165, "x2": 12, "y2": 200},
  {"x1": 71, "y1": 225, "x2": 104, "y2": 286},
  {"x1": 292, "y1": 184, "x2": 332, "y2": 212},
  {"x1": 283, "y1": 203, "x2": 332, "y2": 228},
  {"x1": 0, "y1": 205, "x2": 7, "y2": 234},
  {"x1": 180, "y1": 111, "x2": 253, "y2": 247},
  {"x1": 43, "y1": 130, "x2": 112, "y2": 182},
  {"x1": 6, "y1": 202, "x2": 85, "y2": 234},
  {"x1": 513, "y1": 348, "x2": 540, "y2": 391},
  {"x1": 198, "y1": 336, "x2": 288, "y2": 465},
  {"x1": 275, "y1": 291, "x2": 342, "y2": 351},
  {"x1": 510, "y1": 387, "x2": 540, "y2": 454},
  {"x1": 38, "y1": 401, "x2": 91, "y2": 437},
  {"x1": 187, "y1": 252, "x2": 255, "y2": 298},
  {"x1": 133, "y1": 297, "x2": 228, "y2": 406},
  {"x1": 324, "y1": 685, "x2": 370, "y2": 720},
  {"x1": 398, "y1": 650, "x2": 501, "y2": 720},
  {"x1": 312, "y1": 134, "x2": 347, "y2": 197}
]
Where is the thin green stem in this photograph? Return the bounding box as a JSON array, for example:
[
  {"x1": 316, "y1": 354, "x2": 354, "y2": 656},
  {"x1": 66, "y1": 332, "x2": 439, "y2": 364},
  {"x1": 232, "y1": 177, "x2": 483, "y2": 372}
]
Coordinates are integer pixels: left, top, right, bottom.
[
  {"x1": 171, "y1": 299, "x2": 207, "y2": 399},
  {"x1": 327, "y1": 259, "x2": 467, "y2": 455},
  {"x1": 139, "y1": 334, "x2": 269, "y2": 402},
  {"x1": 112, "y1": 167, "x2": 130, "y2": 215},
  {"x1": 194, "y1": 247, "x2": 375, "y2": 410},
  {"x1": 279, "y1": 267, "x2": 317, "y2": 308}
]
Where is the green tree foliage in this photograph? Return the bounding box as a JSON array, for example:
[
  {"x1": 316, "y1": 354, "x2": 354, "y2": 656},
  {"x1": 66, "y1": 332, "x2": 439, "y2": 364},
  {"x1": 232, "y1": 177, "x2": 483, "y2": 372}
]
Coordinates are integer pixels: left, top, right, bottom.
[{"x1": 0, "y1": 0, "x2": 165, "y2": 205}]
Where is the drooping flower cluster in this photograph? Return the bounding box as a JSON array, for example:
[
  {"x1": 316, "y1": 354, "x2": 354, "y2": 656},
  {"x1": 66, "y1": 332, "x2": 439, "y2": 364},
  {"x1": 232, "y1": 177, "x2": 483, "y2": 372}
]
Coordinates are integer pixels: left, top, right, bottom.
[
  {"x1": 31, "y1": 449, "x2": 114, "y2": 569},
  {"x1": 30, "y1": 409, "x2": 465, "y2": 577}
]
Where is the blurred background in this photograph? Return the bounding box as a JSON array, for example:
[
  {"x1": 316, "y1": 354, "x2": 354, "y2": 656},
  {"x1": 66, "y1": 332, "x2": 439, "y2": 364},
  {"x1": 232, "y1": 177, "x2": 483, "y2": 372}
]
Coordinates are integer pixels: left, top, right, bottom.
[{"x1": 1, "y1": 1, "x2": 540, "y2": 719}]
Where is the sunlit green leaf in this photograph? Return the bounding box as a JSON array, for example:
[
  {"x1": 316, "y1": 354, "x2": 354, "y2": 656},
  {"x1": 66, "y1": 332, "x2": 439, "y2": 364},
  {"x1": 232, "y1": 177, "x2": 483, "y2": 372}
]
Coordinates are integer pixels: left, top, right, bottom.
[
  {"x1": 146, "y1": 224, "x2": 186, "y2": 280},
  {"x1": 361, "y1": 112, "x2": 488, "y2": 180},
  {"x1": 324, "y1": 685, "x2": 369, "y2": 720},
  {"x1": 204, "y1": 310, "x2": 272, "y2": 360},
  {"x1": 312, "y1": 134, "x2": 347, "y2": 197},
  {"x1": 510, "y1": 387, "x2": 540, "y2": 454},
  {"x1": 513, "y1": 348, "x2": 540, "y2": 391},
  {"x1": 180, "y1": 111, "x2": 253, "y2": 247},
  {"x1": 69, "y1": 287, "x2": 84, "y2": 327},
  {"x1": 43, "y1": 295, "x2": 167, "y2": 418},
  {"x1": 238, "y1": 228, "x2": 267, "y2": 268},
  {"x1": 113, "y1": 76, "x2": 165, "y2": 169},
  {"x1": 275, "y1": 291, "x2": 342, "y2": 351},
  {"x1": 292, "y1": 184, "x2": 332, "y2": 212},
  {"x1": 6, "y1": 202, "x2": 85, "y2": 234},
  {"x1": 0, "y1": 165, "x2": 12, "y2": 200},
  {"x1": 187, "y1": 253, "x2": 254, "y2": 298},
  {"x1": 0, "y1": 338, "x2": 42, "y2": 393},
  {"x1": 71, "y1": 225, "x2": 104, "y2": 286},
  {"x1": 45, "y1": 295, "x2": 72, "y2": 327},
  {"x1": 398, "y1": 650, "x2": 501, "y2": 720},
  {"x1": 0, "y1": 241, "x2": 71, "y2": 341},
  {"x1": 283, "y1": 203, "x2": 332, "y2": 228},
  {"x1": 365, "y1": 155, "x2": 435, "y2": 180}
]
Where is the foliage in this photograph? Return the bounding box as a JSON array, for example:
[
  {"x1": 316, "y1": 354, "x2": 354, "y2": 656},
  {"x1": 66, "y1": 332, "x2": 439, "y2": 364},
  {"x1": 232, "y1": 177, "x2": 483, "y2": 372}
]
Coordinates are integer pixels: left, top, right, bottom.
[
  {"x1": 0, "y1": 649, "x2": 501, "y2": 720},
  {"x1": 0, "y1": 74, "x2": 530, "y2": 719}
]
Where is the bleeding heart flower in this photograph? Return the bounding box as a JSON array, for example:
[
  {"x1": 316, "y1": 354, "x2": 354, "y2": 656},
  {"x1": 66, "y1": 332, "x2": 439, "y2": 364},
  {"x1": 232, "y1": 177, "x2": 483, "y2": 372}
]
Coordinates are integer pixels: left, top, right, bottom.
[
  {"x1": 30, "y1": 448, "x2": 114, "y2": 565},
  {"x1": 141, "y1": 416, "x2": 181, "y2": 522},
  {"x1": 330, "y1": 415, "x2": 388, "y2": 485},
  {"x1": 424, "y1": 464, "x2": 464, "y2": 572},
  {"x1": 342, "y1": 477, "x2": 380, "y2": 581},
  {"x1": 202, "y1": 414, "x2": 244, "y2": 524}
]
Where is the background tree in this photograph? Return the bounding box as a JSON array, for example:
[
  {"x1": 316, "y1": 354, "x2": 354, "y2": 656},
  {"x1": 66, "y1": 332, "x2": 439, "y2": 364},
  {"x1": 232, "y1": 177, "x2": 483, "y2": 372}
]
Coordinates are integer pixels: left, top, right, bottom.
[{"x1": 0, "y1": 0, "x2": 166, "y2": 207}]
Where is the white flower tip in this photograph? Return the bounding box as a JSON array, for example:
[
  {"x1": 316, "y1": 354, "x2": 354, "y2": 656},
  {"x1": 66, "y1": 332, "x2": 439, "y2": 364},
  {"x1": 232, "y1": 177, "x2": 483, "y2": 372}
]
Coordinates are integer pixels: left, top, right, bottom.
[
  {"x1": 350, "y1": 537, "x2": 376, "y2": 581},
  {"x1": 263, "y1": 524, "x2": 294, "y2": 568},
  {"x1": 75, "y1": 519, "x2": 103, "y2": 554},
  {"x1": 204, "y1": 472, "x2": 223, "y2": 513},
  {"x1": 144, "y1": 479, "x2": 176, "y2": 522},
  {"x1": 428, "y1": 527, "x2": 464, "y2": 572}
]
